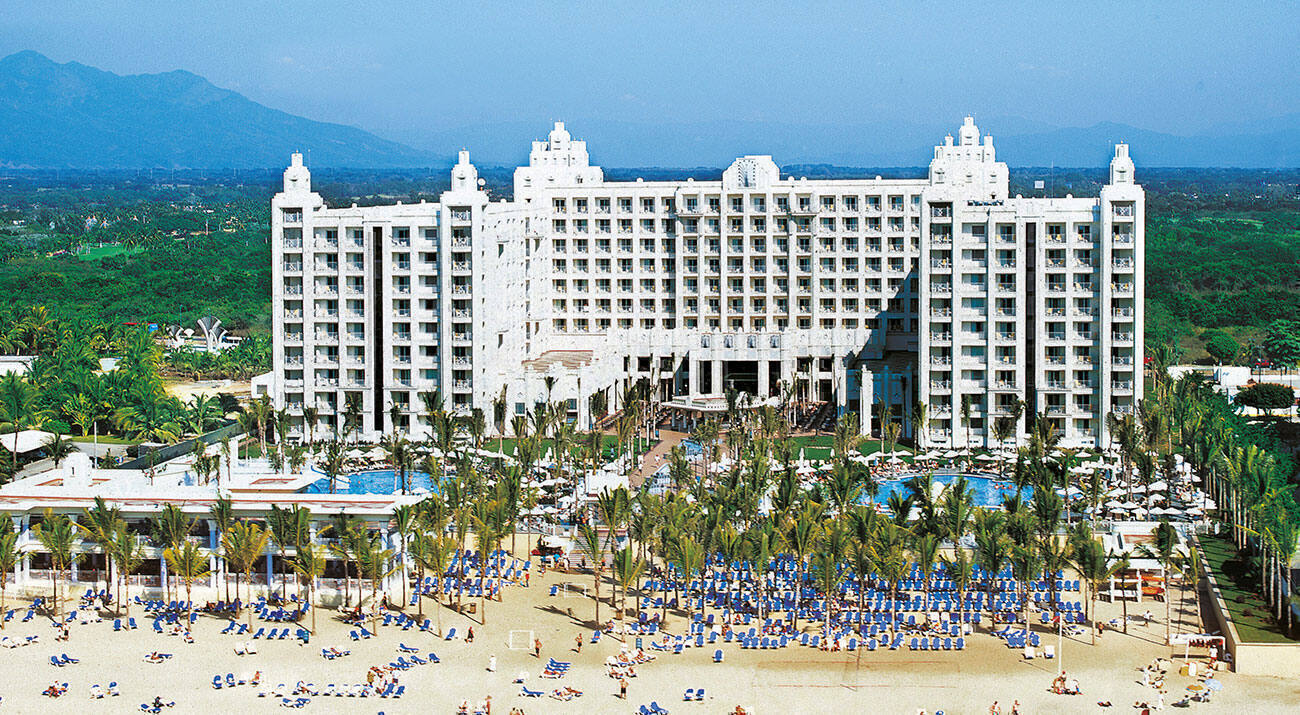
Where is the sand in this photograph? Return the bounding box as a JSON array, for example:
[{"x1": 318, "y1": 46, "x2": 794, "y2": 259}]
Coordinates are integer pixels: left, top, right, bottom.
[{"x1": 2, "y1": 545, "x2": 1297, "y2": 715}]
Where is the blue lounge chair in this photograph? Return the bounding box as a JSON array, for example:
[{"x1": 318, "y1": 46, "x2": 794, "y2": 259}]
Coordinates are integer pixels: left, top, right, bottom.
[
  {"x1": 444, "y1": 627, "x2": 457, "y2": 641},
  {"x1": 212, "y1": 675, "x2": 222, "y2": 689},
  {"x1": 713, "y1": 649, "x2": 723, "y2": 663},
  {"x1": 427, "y1": 652, "x2": 440, "y2": 663},
  {"x1": 114, "y1": 619, "x2": 122, "y2": 631},
  {"x1": 683, "y1": 689, "x2": 695, "y2": 701},
  {"x1": 520, "y1": 686, "x2": 543, "y2": 697},
  {"x1": 253, "y1": 628, "x2": 267, "y2": 640}
]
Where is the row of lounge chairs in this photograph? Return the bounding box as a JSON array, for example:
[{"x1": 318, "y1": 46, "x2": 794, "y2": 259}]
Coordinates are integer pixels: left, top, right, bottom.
[{"x1": 48, "y1": 653, "x2": 79, "y2": 666}]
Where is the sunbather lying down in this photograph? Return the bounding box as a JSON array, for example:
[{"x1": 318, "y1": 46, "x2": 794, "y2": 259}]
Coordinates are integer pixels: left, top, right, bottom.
[{"x1": 550, "y1": 687, "x2": 584, "y2": 700}]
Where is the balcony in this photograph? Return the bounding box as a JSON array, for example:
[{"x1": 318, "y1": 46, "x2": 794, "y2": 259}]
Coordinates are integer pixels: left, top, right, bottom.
[
  {"x1": 1111, "y1": 381, "x2": 1135, "y2": 391},
  {"x1": 453, "y1": 380, "x2": 473, "y2": 391},
  {"x1": 283, "y1": 310, "x2": 303, "y2": 319},
  {"x1": 452, "y1": 285, "x2": 472, "y2": 296},
  {"x1": 452, "y1": 356, "x2": 472, "y2": 368},
  {"x1": 284, "y1": 285, "x2": 303, "y2": 296},
  {"x1": 283, "y1": 263, "x2": 303, "y2": 273},
  {"x1": 313, "y1": 333, "x2": 339, "y2": 344},
  {"x1": 393, "y1": 262, "x2": 411, "y2": 271},
  {"x1": 929, "y1": 380, "x2": 952, "y2": 391},
  {"x1": 1112, "y1": 283, "x2": 1134, "y2": 294},
  {"x1": 929, "y1": 333, "x2": 953, "y2": 343},
  {"x1": 996, "y1": 332, "x2": 1016, "y2": 341},
  {"x1": 284, "y1": 356, "x2": 304, "y2": 366},
  {"x1": 930, "y1": 284, "x2": 953, "y2": 295},
  {"x1": 1112, "y1": 333, "x2": 1135, "y2": 343},
  {"x1": 930, "y1": 308, "x2": 953, "y2": 317},
  {"x1": 1113, "y1": 307, "x2": 1134, "y2": 317},
  {"x1": 930, "y1": 356, "x2": 953, "y2": 366},
  {"x1": 1112, "y1": 259, "x2": 1135, "y2": 269},
  {"x1": 284, "y1": 334, "x2": 303, "y2": 344},
  {"x1": 283, "y1": 239, "x2": 303, "y2": 249},
  {"x1": 452, "y1": 333, "x2": 472, "y2": 344}
]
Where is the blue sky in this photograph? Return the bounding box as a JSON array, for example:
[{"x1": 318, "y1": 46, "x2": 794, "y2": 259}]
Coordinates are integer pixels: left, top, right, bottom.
[{"x1": 3, "y1": 0, "x2": 1297, "y2": 145}]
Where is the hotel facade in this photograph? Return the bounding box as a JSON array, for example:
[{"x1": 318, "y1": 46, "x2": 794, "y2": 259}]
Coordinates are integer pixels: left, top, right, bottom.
[{"x1": 271, "y1": 118, "x2": 1143, "y2": 448}]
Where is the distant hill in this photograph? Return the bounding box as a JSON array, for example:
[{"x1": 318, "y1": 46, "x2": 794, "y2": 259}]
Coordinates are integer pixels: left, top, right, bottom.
[
  {"x1": 1, "y1": 50, "x2": 1296, "y2": 170},
  {"x1": 0, "y1": 51, "x2": 443, "y2": 169}
]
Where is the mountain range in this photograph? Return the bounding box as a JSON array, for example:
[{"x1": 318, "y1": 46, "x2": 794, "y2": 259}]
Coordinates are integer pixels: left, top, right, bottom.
[{"x1": 1, "y1": 51, "x2": 1296, "y2": 170}]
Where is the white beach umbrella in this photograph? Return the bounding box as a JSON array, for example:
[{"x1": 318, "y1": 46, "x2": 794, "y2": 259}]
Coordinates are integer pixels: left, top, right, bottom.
[
  {"x1": 1148, "y1": 480, "x2": 1168, "y2": 492},
  {"x1": 1105, "y1": 500, "x2": 1125, "y2": 509}
]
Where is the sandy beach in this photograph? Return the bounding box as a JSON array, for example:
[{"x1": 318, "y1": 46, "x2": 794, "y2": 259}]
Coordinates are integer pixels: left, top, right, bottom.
[{"x1": 2, "y1": 542, "x2": 1297, "y2": 715}]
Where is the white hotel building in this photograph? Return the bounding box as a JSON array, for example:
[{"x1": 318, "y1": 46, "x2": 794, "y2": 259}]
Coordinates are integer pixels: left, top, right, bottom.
[{"x1": 271, "y1": 118, "x2": 1143, "y2": 448}]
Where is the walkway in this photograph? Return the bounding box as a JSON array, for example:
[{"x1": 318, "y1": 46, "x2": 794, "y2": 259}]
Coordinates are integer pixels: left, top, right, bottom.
[{"x1": 630, "y1": 429, "x2": 688, "y2": 488}]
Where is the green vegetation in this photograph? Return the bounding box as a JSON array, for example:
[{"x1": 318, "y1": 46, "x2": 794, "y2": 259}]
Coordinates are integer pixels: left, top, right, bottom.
[
  {"x1": 0, "y1": 306, "x2": 252, "y2": 481},
  {"x1": 1146, "y1": 211, "x2": 1300, "y2": 355},
  {"x1": 1200, "y1": 533, "x2": 1292, "y2": 643},
  {"x1": 1233, "y1": 382, "x2": 1295, "y2": 415},
  {"x1": 0, "y1": 183, "x2": 271, "y2": 332}
]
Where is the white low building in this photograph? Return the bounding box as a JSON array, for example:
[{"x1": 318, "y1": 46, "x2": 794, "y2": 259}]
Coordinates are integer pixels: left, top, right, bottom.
[{"x1": 272, "y1": 117, "x2": 1143, "y2": 448}]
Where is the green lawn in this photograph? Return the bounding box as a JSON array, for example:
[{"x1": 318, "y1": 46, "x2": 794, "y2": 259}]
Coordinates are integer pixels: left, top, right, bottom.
[
  {"x1": 75, "y1": 243, "x2": 140, "y2": 261},
  {"x1": 1200, "y1": 532, "x2": 1295, "y2": 643},
  {"x1": 70, "y1": 434, "x2": 137, "y2": 445},
  {"x1": 487, "y1": 435, "x2": 641, "y2": 459},
  {"x1": 784, "y1": 435, "x2": 903, "y2": 460}
]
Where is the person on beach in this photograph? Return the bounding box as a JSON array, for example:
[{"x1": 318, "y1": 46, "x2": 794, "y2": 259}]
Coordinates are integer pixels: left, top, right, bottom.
[
  {"x1": 989, "y1": 701, "x2": 1000, "y2": 714},
  {"x1": 534, "y1": 637, "x2": 542, "y2": 658},
  {"x1": 467, "y1": 627, "x2": 475, "y2": 644},
  {"x1": 575, "y1": 634, "x2": 582, "y2": 653},
  {"x1": 619, "y1": 677, "x2": 627, "y2": 699},
  {"x1": 488, "y1": 654, "x2": 497, "y2": 672}
]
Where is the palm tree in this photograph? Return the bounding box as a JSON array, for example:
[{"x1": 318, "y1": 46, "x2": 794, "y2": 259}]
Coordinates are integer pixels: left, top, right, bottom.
[
  {"x1": 43, "y1": 431, "x2": 76, "y2": 468},
  {"x1": 0, "y1": 525, "x2": 17, "y2": 627},
  {"x1": 293, "y1": 543, "x2": 327, "y2": 633},
  {"x1": 1073, "y1": 537, "x2": 1127, "y2": 645},
  {"x1": 354, "y1": 532, "x2": 394, "y2": 636},
  {"x1": 611, "y1": 546, "x2": 645, "y2": 632},
  {"x1": 164, "y1": 541, "x2": 211, "y2": 625},
  {"x1": 33, "y1": 510, "x2": 80, "y2": 616},
  {"x1": 577, "y1": 522, "x2": 606, "y2": 625},
  {"x1": 959, "y1": 394, "x2": 972, "y2": 452},
  {"x1": 152, "y1": 504, "x2": 193, "y2": 601},
  {"x1": 410, "y1": 532, "x2": 453, "y2": 635},
  {"x1": 938, "y1": 547, "x2": 975, "y2": 620},
  {"x1": 267, "y1": 505, "x2": 296, "y2": 600},
  {"x1": 911, "y1": 400, "x2": 928, "y2": 451},
  {"x1": 780, "y1": 502, "x2": 823, "y2": 630},
  {"x1": 302, "y1": 406, "x2": 319, "y2": 444},
  {"x1": 81, "y1": 496, "x2": 122, "y2": 594},
  {"x1": 208, "y1": 496, "x2": 235, "y2": 603},
  {"x1": 1009, "y1": 542, "x2": 1043, "y2": 637},
  {"x1": 391, "y1": 504, "x2": 416, "y2": 607},
  {"x1": 321, "y1": 440, "x2": 346, "y2": 495},
  {"x1": 223, "y1": 520, "x2": 270, "y2": 627},
  {"x1": 1139, "y1": 521, "x2": 1180, "y2": 646},
  {"x1": 107, "y1": 522, "x2": 144, "y2": 616},
  {"x1": 912, "y1": 532, "x2": 940, "y2": 626},
  {"x1": 866, "y1": 519, "x2": 910, "y2": 636},
  {"x1": 0, "y1": 373, "x2": 43, "y2": 478}
]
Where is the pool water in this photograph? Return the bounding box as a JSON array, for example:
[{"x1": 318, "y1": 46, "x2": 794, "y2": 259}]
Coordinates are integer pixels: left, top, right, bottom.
[
  {"x1": 869, "y1": 471, "x2": 1031, "y2": 509},
  {"x1": 301, "y1": 470, "x2": 437, "y2": 495}
]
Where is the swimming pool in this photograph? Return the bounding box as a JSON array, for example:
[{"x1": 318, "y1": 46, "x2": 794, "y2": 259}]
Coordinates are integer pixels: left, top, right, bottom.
[
  {"x1": 869, "y1": 471, "x2": 1031, "y2": 509},
  {"x1": 301, "y1": 470, "x2": 437, "y2": 495}
]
